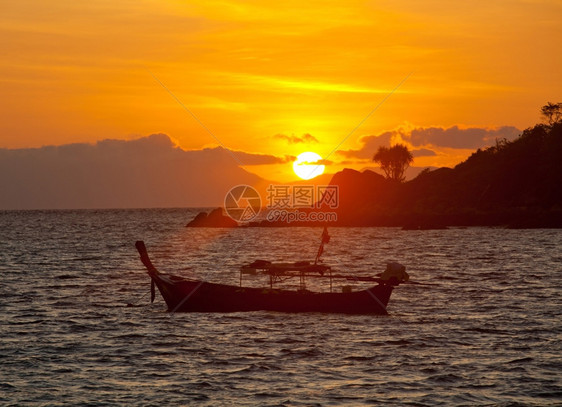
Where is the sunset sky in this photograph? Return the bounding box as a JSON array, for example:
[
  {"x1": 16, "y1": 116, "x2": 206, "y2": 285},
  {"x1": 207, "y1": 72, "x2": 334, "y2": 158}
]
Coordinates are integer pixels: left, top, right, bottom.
[{"x1": 1, "y1": 0, "x2": 561, "y2": 183}]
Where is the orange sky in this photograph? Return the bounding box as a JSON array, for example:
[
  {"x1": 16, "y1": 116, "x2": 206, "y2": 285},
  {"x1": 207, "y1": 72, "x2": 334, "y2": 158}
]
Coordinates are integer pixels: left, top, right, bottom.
[{"x1": 1, "y1": 0, "x2": 561, "y2": 181}]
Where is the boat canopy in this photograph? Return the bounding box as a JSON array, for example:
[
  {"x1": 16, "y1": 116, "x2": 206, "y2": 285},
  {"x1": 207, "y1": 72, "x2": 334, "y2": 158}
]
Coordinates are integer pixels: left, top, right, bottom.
[{"x1": 241, "y1": 260, "x2": 331, "y2": 276}]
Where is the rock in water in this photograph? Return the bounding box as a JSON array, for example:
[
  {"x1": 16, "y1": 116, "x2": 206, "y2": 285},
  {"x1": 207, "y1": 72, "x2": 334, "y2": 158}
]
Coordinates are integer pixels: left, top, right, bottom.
[{"x1": 186, "y1": 208, "x2": 238, "y2": 227}]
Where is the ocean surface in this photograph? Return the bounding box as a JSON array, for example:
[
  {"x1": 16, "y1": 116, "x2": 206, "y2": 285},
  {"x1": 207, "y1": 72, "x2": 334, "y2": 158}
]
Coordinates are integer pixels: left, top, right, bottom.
[{"x1": 0, "y1": 208, "x2": 560, "y2": 406}]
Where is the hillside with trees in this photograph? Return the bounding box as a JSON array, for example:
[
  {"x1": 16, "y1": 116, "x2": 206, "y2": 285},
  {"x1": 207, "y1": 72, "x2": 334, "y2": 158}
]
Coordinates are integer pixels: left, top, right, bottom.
[{"x1": 329, "y1": 104, "x2": 562, "y2": 228}]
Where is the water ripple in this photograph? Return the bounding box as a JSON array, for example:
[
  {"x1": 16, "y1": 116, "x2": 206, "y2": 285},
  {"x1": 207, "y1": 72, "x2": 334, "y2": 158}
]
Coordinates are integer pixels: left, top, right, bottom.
[{"x1": 0, "y1": 210, "x2": 560, "y2": 406}]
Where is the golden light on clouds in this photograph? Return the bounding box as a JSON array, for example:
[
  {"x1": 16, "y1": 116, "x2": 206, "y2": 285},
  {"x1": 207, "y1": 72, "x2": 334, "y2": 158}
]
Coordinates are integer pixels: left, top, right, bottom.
[{"x1": 1, "y1": 0, "x2": 560, "y2": 180}]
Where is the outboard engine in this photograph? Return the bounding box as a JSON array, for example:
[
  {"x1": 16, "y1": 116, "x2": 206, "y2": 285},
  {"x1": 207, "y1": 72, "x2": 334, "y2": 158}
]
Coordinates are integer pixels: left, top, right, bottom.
[{"x1": 380, "y1": 262, "x2": 409, "y2": 285}]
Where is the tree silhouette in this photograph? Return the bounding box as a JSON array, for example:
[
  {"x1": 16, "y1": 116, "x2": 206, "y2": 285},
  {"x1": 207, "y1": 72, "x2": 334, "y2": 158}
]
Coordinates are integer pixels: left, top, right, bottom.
[
  {"x1": 373, "y1": 144, "x2": 413, "y2": 182},
  {"x1": 541, "y1": 102, "x2": 562, "y2": 126}
]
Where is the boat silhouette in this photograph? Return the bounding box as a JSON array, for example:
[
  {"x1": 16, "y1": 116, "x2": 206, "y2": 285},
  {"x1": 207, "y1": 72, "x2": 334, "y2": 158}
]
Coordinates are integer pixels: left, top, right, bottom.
[{"x1": 135, "y1": 236, "x2": 409, "y2": 314}]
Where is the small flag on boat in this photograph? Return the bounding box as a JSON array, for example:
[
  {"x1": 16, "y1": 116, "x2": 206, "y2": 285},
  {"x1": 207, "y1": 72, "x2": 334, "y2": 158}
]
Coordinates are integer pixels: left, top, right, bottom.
[
  {"x1": 321, "y1": 226, "x2": 330, "y2": 244},
  {"x1": 315, "y1": 227, "x2": 330, "y2": 264}
]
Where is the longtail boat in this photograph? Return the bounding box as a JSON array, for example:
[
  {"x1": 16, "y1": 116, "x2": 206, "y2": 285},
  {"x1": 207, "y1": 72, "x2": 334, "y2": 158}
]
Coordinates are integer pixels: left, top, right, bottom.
[{"x1": 135, "y1": 231, "x2": 409, "y2": 314}]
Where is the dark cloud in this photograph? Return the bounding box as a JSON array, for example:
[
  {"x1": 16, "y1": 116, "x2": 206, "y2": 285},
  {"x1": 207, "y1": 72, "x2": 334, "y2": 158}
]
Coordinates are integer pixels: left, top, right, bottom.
[
  {"x1": 295, "y1": 158, "x2": 333, "y2": 166},
  {"x1": 224, "y1": 148, "x2": 292, "y2": 165},
  {"x1": 408, "y1": 126, "x2": 520, "y2": 149},
  {"x1": 412, "y1": 148, "x2": 437, "y2": 157},
  {"x1": 336, "y1": 126, "x2": 521, "y2": 159},
  {"x1": 274, "y1": 133, "x2": 319, "y2": 144},
  {"x1": 0, "y1": 134, "x2": 287, "y2": 209},
  {"x1": 336, "y1": 132, "x2": 394, "y2": 159},
  {"x1": 339, "y1": 159, "x2": 363, "y2": 165}
]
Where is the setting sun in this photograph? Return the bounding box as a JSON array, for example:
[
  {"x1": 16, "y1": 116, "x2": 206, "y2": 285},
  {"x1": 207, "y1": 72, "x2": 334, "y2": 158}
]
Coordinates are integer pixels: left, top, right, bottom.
[{"x1": 293, "y1": 152, "x2": 325, "y2": 180}]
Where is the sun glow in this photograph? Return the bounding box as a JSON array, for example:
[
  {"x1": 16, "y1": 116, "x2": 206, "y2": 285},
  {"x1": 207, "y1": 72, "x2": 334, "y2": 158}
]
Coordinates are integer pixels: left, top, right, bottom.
[{"x1": 293, "y1": 152, "x2": 325, "y2": 180}]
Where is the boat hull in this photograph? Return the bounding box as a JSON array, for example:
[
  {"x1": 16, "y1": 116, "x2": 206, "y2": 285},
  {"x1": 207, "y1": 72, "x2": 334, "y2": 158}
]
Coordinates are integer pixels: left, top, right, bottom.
[{"x1": 151, "y1": 274, "x2": 394, "y2": 314}]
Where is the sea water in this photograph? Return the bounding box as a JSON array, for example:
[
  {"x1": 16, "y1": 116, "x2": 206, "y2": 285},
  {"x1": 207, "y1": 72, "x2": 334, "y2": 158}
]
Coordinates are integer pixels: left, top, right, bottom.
[{"x1": 0, "y1": 209, "x2": 560, "y2": 406}]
